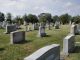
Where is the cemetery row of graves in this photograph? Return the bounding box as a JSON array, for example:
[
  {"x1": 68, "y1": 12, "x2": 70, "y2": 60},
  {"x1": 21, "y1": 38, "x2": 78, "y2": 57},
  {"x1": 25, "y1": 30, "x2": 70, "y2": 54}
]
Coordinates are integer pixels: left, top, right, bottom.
[
  {"x1": 0, "y1": 20, "x2": 80, "y2": 60},
  {"x1": 0, "y1": 13, "x2": 80, "y2": 60}
]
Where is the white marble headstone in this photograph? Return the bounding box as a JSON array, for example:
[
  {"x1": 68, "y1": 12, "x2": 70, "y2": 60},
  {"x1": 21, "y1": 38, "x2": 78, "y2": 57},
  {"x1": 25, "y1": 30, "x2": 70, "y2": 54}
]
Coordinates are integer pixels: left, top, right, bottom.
[
  {"x1": 24, "y1": 44, "x2": 60, "y2": 60},
  {"x1": 63, "y1": 34, "x2": 75, "y2": 56}
]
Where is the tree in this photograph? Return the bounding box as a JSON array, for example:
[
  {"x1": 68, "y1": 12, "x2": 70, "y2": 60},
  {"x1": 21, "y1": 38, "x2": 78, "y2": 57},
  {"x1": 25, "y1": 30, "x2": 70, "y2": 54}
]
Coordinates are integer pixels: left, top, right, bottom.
[
  {"x1": 38, "y1": 13, "x2": 46, "y2": 24},
  {"x1": 6, "y1": 13, "x2": 12, "y2": 23},
  {"x1": 59, "y1": 13, "x2": 71, "y2": 24},
  {"x1": 23, "y1": 14, "x2": 29, "y2": 23},
  {"x1": 71, "y1": 16, "x2": 80, "y2": 24},
  {"x1": 38, "y1": 13, "x2": 52, "y2": 30},
  {"x1": 38, "y1": 13, "x2": 52, "y2": 23},
  {"x1": 0, "y1": 12, "x2": 5, "y2": 22},
  {"x1": 27, "y1": 14, "x2": 38, "y2": 24},
  {"x1": 52, "y1": 15, "x2": 60, "y2": 23},
  {"x1": 14, "y1": 16, "x2": 23, "y2": 25}
]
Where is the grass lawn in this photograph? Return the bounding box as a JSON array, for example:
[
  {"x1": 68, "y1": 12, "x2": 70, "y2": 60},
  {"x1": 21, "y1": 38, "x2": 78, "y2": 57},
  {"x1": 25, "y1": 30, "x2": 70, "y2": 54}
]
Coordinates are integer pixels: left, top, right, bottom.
[{"x1": 0, "y1": 25, "x2": 80, "y2": 60}]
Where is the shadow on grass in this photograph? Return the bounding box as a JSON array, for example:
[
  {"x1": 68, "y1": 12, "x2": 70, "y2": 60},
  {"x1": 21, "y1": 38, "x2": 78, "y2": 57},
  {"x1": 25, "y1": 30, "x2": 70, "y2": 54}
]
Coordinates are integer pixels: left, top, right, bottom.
[
  {"x1": 15, "y1": 40, "x2": 32, "y2": 44},
  {"x1": 0, "y1": 48, "x2": 5, "y2": 51},
  {"x1": 70, "y1": 46, "x2": 80, "y2": 53},
  {"x1": 45, "y1": 35, "x2": 51, "y2": 37},
  {"x1": 40, "y1": 35, "x2": 51, "y2": 37}
]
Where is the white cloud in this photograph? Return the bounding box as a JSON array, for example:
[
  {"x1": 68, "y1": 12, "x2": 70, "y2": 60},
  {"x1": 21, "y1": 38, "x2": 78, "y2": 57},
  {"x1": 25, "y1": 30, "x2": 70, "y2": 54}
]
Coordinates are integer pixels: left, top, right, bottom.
[
  {"x1": 65, "y1": 2, "x2": 73, "y2": 7},
  {"x1": 0, "y1": 0, "x2": 79, "y2": 16}
]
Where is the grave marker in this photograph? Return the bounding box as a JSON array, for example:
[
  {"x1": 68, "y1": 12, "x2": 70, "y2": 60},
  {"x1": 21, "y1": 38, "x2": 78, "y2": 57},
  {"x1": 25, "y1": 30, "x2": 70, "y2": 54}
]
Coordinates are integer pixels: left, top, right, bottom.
[
  {"x1": 10, "y1": 31, "x2": 25, "y2": 44},
  {"x1": 63, "y1": 34, "x2": 75, "y2": 56},
  {"x1": 5, "y1": 24, "x2": 17, "y2": 34},
  {"x1": 24, "y1": 44, "x2": 60, "y2": 60}
]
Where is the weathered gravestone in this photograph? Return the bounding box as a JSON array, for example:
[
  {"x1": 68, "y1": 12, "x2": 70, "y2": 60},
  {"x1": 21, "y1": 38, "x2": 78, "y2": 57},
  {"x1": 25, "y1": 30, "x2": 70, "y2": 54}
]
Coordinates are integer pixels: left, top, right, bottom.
[
  {"x1": 16, "y1": 24, "x2": 20, "y2": 29},
  {"x1": 54, "y1": 21, "x2": 60, "y2": 29},
  {"x1": 2, "y1": 21, "x2": 7, "y2": 28},
  {"x1": 38, "y1": 26, "x2": 46, "y2": 37},
  {"x1": 5, "y1": 24, "x2": 17, "y2": 34},
  {"x1": 32, "y1": 23, "x2": 39, "y2": 30},
  {"x1": 76, "y1": 24, "x2": 80, "y2": 34},
  {"x1": 0, "y1": 22, "x2": 3, "y2": 28},
  {"x1": 70, "y1": 23, "x2": 78, "y2": 35},
  {"x1": 63, "y1": 34, "x2": 75, "y2": 56},
  {"x1": 24, "y1": 44, "x2": 60, "y2": 60},
  {"x1": 10, "y1": 31, "x2": 25, "y2": 44},
  {"x1": 27, "y1": 25, "x2": 32, "y2": 31}
]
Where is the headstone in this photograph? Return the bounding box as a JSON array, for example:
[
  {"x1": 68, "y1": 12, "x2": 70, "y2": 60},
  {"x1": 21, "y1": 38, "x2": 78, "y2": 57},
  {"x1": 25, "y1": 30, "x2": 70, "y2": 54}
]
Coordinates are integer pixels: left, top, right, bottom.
[
  {"x1": 24, "y1": 44, "x2": 60, "y2": 60},
  {"x1": 24, "y1": 21, "x2": 27, "y2": 26},
  {"x1": 32, "y1": 23, "x2": 39, "y2": 30},
  {"x1": 69, "y1": 21, "x2": 72, "y2": 26},
  {"x1": 54, "y1": 21, "x2": 60, "y2": 29},
  {"x1": 10, "y1": 31, "x2": 25, "y2": 44},
  {"x1": 5, "y1": 24, "x2": 17, "y2": 34},
  {"x1": 76, "y1": 24, "x2": 80, "y2": 34},
  {"x1": 27, "y1": 25, "x2": 31, "y2": 31},
  {"x1": 32, "y1": 24, "x2": 35, "y2": 30},
  {"x1": 0, "y1": 22, "x2": 3, "y2": 28},
  {"x1": 24, "y1": 26, "x2": 28, "y2": 31},
  {"x1": 38, "y1": 26, "x2": 46, "y2": 37},
  {"x1": 70, "y1": 23, "x2": 78, "y2": 35},
  {"x1": 2, "y1": 21, "x2": 7, "y2": 28},
  {"x1": 63, "y1": 34, "x2": 75, "y2": 56},
  {"x1": 15, "y1": 23, "x2": 21, "y2": 29}
]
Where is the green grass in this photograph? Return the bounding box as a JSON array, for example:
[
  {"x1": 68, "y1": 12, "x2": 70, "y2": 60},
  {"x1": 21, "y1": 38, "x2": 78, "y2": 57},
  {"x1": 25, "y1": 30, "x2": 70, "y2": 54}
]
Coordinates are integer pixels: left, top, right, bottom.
[{"x1": 0, "y1": 25, "x2": 80, "y2": 60}]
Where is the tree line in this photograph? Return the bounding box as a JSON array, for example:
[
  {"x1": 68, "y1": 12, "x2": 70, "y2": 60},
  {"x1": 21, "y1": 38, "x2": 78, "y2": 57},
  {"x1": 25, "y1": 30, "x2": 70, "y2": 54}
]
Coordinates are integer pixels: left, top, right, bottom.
[{"x1": 0, "y1": 12, "x2": 80, "y2": 25}]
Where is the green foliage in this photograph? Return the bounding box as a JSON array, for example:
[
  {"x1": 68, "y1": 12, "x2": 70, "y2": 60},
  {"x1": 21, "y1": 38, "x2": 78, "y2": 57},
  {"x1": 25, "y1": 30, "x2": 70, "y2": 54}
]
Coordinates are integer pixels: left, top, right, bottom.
[
  {"x1": 27, "y1": 14, "x2": 38, "y2": 24},
  {"x1": 59, "y1": 13, "x2": 71, "y2": 24},
  {"x1": 6, "y1": 13, "x2": 12, "y2": 23},
  {"x1": 14, "y1": 16, "x2": 23, "y2": 25},
  {"x1": 22, "y1": 14, "x2": 29, "y2": 23},
  {"x1": 52, "y1": 15, "x2": 60, "y2": 23},
  {"x1": 38, "y1": 13, "x2": 52, "y2": 23},
  {"x1": 71, "y1": 16, "x2": 80, "y2": 24},
  {"x1": 0, "y1": 12, "x2": 5, "y2": 22}
]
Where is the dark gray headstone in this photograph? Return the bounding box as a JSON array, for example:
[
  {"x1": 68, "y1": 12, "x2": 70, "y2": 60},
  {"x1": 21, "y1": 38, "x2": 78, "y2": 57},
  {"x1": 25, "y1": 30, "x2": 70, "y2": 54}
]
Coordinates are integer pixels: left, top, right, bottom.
[
  {"x1": 10, "y1": 31, "x2": 25, "y2": 44},
  {"x1": 38, "y1": 26, "x2": 46, "y2": 37},
  {"x1": 5, "y1": 24, "x2": 17, "y2": 34}
]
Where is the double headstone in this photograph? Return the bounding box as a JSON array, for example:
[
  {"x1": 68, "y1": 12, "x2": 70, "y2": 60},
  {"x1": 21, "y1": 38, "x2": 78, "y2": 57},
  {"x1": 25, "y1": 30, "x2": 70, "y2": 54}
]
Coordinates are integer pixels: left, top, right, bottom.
[
  {"x1": 38, "y1": 26, "x2": 46, "y2": 37},
  {"x1": 24, "y1": 44, "x2": 60, "y2": 60},
  {"x1": 63, "y1": 34, "x2": 75, "y2": 56},
  {"x1": 10, "y1": 31, "x2": 25, "y2": 44},
  {"x1": 5, "y1": 24, "x2": 17, "y2": 34}
]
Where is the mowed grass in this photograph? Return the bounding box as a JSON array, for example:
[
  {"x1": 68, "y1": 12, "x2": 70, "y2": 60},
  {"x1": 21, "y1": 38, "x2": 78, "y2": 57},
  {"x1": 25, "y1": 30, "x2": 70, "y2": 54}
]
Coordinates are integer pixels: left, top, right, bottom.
[{"x1": 0, "y1": 25, "x2": 80, "y2": 60}]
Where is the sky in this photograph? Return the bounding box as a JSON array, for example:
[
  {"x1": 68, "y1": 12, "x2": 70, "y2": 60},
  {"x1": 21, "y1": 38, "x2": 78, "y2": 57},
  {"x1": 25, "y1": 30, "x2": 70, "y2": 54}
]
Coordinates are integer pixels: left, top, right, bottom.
[{"x1": 0, "y1": 0, "x2": 80, "y2": 17}]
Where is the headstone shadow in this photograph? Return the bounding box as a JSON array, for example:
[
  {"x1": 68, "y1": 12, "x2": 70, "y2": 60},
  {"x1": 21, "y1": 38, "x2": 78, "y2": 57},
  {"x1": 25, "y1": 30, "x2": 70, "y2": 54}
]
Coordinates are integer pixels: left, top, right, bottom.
[
  {"x1": 14, "y1": 40, "x2": 32, "y2": 44},
  {"x1": 45, "y1": 35, "x2": 51, "y2": 37},
  {"x1": 70, "y1": 46, "x2": 80, "y2": 53},
  {"x1": 0, "y1": 48, "x2": 5, "y2": 51}
]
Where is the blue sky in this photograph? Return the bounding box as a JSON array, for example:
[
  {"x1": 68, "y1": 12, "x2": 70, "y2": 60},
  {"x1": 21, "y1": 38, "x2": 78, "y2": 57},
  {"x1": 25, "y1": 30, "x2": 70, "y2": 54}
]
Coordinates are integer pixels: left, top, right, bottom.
[{"x1": 0, "y1": 0, "x2": 80, "y2": 16}]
